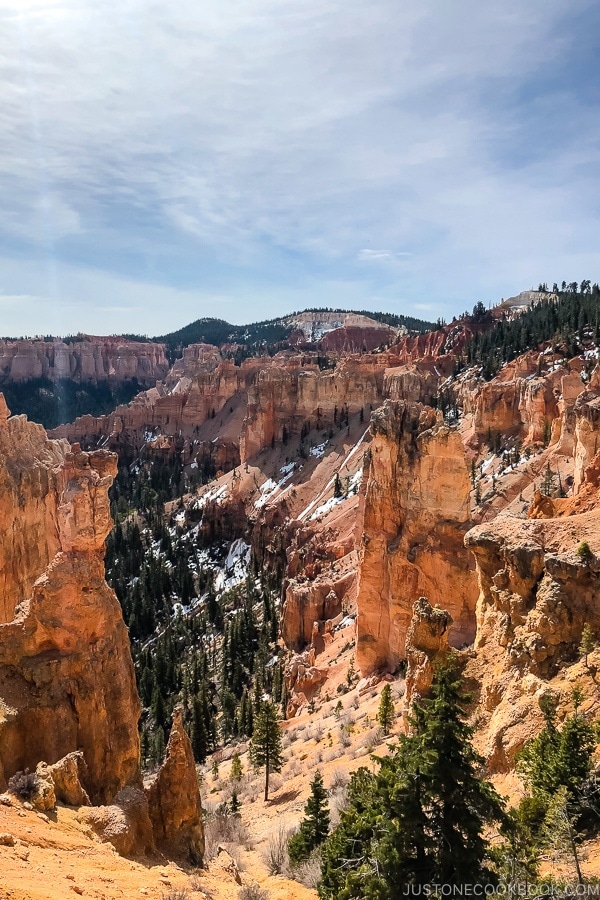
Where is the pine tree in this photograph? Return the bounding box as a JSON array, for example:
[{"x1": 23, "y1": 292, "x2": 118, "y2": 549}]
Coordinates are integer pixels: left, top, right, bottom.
[
  {"x1": 376, "y1": 683, "x2": 395, "y2": 735},
  {"x1": 543, "y1": 785, "x2": 584, "y2": 885},
  {"x1": 518, "y1": 690, "x2": 596, "y2": 807},
  {"x1": 333, "y1": 473, "x2": 343, "y2": 499},
  {"x1": 319, "y1": 660, "x2": 505, "y2": 898},
  {"x1": 249, "y1": 701, "x2": 284, "y2": 801},
  {"x1": 579, "y1": 623, "x2": 597, "y2": 668},
  {"x1": 288, "y1": 770, "x2": 330, "y2": 866},
  {"x1": 230, "y1": 751, "x2": 243, "y2": 782}
]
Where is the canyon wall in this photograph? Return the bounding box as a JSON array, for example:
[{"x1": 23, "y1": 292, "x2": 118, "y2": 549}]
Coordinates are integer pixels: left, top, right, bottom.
[
  {"x1": 0, "y1": 337, "x2": 168, "y2": 386},
  {"x1": 355, "y1": 400, "x2": 478, "y2": 675},
  {"x1": 464, "y1": 512, "x2": 600, "y2": 770},
  {"x1": 240, "y1": 356, "x2": 386, "y2": 461},
  {"x1": 0, "y1": 398, "x2": 141, "y2": 803}
]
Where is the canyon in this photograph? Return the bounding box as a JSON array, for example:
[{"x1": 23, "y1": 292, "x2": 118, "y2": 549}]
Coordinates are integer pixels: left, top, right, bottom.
[{"x1": 4, "y1": 297, "x2": 600, "y2": 896}]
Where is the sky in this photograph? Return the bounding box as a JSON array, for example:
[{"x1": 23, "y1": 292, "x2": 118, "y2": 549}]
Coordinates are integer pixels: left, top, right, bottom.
[{"x1": 0, "y1": 0, "x2": 598, "y2": 337}]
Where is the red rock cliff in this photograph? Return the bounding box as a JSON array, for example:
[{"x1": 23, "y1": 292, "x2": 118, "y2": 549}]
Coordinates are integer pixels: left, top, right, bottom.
[
  {"x1": 0, "y1": 397, "x2": 141, "y2": 803},
  {"x1": 355, "y1": 400, "x2": 478, "y2": 675}
]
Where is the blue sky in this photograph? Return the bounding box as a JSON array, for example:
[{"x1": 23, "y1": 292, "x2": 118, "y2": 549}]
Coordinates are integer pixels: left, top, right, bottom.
[{"x1": 0, "y1": 0, "x2": 598, "y2": 337}]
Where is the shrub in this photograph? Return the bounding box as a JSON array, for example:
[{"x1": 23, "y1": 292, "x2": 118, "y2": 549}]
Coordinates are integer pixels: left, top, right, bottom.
[
  {"x1": 238, "y1": 885, "x2": 269, "y2": 900},
  {"x1": 577, "y1": 541, "x2": 593, "y2": 562},
  {"x1": 263, "y1": 825, "x2": 289, "y2": 875},
  {"x1": 292, "y1": 851, "x2": 322, "y2": 888},
  {"x1": 7, "y1": 769, "x2": 40, "y2": 802},
  {"x1": 203, "y1": 802, "x2": 251, "y2": 860}
]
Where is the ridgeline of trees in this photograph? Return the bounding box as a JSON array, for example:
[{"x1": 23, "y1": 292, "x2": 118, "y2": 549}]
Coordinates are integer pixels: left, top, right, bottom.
[
  {"x1": 461, "y1": 283, "x2": 600, "y2": 379},
  {"x1": 155, "y1": 309, "x2": 434, "y2": 356}
]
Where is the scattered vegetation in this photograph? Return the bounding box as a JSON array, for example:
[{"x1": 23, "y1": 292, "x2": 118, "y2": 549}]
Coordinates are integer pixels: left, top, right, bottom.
[{"x1": 318, "y1": 661, "x2": 505, "y2": 896}]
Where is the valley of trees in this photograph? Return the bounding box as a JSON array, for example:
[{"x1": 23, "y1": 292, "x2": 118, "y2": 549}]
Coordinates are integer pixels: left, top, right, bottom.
[
  {"x1": 105, "y1": 456, "x2": 285, "y2": 769},
  {"x1": 0, "y1": 376, "x2": 143, "y2": 429}
]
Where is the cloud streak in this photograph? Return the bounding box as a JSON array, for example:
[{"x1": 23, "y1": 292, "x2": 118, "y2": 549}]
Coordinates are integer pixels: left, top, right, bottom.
[{"x1": 0, "y1": 0, "x2": 598, "y2": 333}]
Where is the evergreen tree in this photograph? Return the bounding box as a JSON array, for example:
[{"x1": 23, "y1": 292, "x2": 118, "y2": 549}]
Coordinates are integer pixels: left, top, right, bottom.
[
  {"x1": 319, "y1": 661, "x2": 504, "y2": 898},
  {"x1": 543, "y1": 786, "x2": 584, "y2": 885},
  {"x1": 333, "y1": 473, "x2": 343, "y2": 499},
  {"x1": 376, "y1": 684, "x2": 395, "y2": 736},
  {"x1": 230, "y1": 751, "x2": 243, "y2": 782},
  {"x1": 579, "y1": 623, "x2": 597, "y2": 668},
  {"x1": 249, "y1": 701, "x2": 284, "y2": 801},
  {"x1": 288, "y1": 770, "x2": 330, "y2": 866},
  {"x1": 518, "y1": 690, "x2": 596, "y2": 809}
]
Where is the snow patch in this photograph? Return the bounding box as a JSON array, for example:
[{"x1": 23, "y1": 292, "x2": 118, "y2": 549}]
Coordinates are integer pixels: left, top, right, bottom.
[{"x1": 310, "y1": 442, "x2": 328, "y2": 458}]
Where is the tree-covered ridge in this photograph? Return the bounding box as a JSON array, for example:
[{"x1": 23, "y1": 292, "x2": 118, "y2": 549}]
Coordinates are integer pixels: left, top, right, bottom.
[
  {"x1": 155, "y1": 308, "x2": 434, "y2": 352},
  {"x1": 462, "y1": 283, "x2": 600, "y2": 378}
]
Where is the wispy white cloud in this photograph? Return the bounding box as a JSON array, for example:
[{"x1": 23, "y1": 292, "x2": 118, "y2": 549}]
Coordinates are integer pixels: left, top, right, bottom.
[{"x1": 0, "y1": 0, "x2": 597, "y2": 332}]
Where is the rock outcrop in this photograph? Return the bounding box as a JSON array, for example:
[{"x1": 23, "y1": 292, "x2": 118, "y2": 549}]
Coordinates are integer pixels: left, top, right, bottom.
[
  {"x1": 0, "y1": 398, "x2": 141, "y2": 803},
  {"x1": 404, "y1": 597, "x2": 453, "y2": 714},
  {"x1": 356, "y1": 401, "x2": 478, "y2": 675},
  {"x1": 78, "y1": 787, "x2": 155, "y2": 857},
  {"x1": 147, "y1": 708, "x2": 204, "y2": 864},
  {"x1": 240, "y1": 356, "x2": 385, "y2": 461},
  {"x1": 464, "y1": 513, "x2": 600, "y2": 769}
]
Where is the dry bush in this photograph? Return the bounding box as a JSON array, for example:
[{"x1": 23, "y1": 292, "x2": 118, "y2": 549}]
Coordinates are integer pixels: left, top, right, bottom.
[
  {"x1": 323, "y1": 747, "x2": 342, "y2": 763},
  {"x1": 203, "y1": 803, "x2": 252, "y2": 860},
  {"x1": 7, "y1": 770, "x2": 40, "y2": 802},
  {"x1": 329, "y1": 768, "x2": 348, "y2": 791},
  {"x1": 315, "y1": 750, "x2": 323, "y2": 764},
  {"x1": 188, "y1": 872, "x2": 205, "y2": 892},
  {"x1": 394, "y1": 682, "x2": 406, "y2": 699},
  {"x1": 339, "y1": 725, "x2": 352, "y2": 748},
  {"x1": 330, "y1": 785, "x2": 349, "y2": 827},
  {"x1": 352, "y1": 746, "x2": 369, "y2": 760},
  {"x1": 286, "y1": 758, "x2": 301, "y2": 777},
  {"x1": 311, "y1": 721, "x2": 325, "y2": 743},
  {"x1": 292, "y1": 851, "x2": 322, "y2": 889},
  {"x1": 364, "y1": 725, "x2": 385, "y2": 751},
  {"x1": 352, "y1": 694, "x2": 360, "y2": 709},
  {"x1": 161, "y1": 891, "x2": 190, "y2": 900},
  {"x1": 238, "y1": 885, "x2": 269, "y2": 900},
  {"x1": 268, "y1": 773, "x2": 283, "y2": 793},
  {"x1": 263, "y1": 825, "x2": 289, "y2": 875}
]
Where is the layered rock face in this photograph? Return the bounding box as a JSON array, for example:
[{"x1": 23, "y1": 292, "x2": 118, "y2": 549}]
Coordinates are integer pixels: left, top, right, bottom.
[
  {"x1": 0, "y1": 399, "x2": 140, "y2": 803},
  {"x1": 51, "y1": 344, "x2": 249, "y2": 450},
  {"x1": 281, "y1": 520, "x2": 356, "y2": 651},
  {"x1": 240, "y1": 356, "x2": 385, "y2": 461},
  {"x1": 464, "y1": 513, "x2": 600, "y2": 769},
  {"x1": 0, "y1": 337, "x2": 168, "y2": 385},
  {"x1": 356, "y1": 400, "x2": 478, "y2": 675}
]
